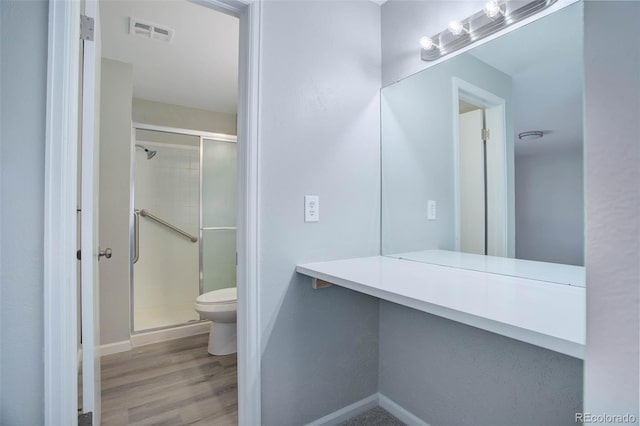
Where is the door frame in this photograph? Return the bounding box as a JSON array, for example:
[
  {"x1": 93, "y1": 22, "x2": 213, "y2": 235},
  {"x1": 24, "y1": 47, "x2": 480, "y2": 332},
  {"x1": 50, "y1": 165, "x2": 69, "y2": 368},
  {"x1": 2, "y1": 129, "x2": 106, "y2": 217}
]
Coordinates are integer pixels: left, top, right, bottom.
[
  {"x1": 452, "y1": 77, "x2": 509, "y2": 256},
  {"x1": 43, "y1": 0, "x2": 262, "y2": 424}
]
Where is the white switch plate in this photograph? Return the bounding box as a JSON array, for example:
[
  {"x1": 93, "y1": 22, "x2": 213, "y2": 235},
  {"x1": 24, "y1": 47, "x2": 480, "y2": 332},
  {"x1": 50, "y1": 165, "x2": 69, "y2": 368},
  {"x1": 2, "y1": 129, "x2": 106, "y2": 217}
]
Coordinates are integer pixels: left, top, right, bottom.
[
  {"x1": 305, "y1": 195, "x2": 319, "y2": 222},
  {"x1": 428, "y1": 200, "x2": 437, "y2": 220}
]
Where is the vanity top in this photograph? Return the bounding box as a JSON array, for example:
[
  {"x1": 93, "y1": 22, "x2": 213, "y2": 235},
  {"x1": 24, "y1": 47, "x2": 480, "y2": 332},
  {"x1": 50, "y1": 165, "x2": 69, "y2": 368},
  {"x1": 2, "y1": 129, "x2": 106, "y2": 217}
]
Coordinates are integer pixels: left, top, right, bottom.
[
  {"x1": 390, "y1": 249, "x2": 586, "y2": 287},
  {"x1": 296, "y1": 255, "x2": 585, "y2": 359}
]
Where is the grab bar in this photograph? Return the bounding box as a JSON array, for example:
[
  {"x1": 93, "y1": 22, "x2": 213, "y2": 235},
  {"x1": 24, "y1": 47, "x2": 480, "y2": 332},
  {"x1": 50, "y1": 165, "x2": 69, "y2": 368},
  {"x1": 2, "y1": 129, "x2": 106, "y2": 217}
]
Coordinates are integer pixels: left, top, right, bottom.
[
  {"x1": 133, "y1": 210, "x2": 140, "y2": 264},
  {"x1": 139, "y1": 209, "x2": 198, "y2": 243}
]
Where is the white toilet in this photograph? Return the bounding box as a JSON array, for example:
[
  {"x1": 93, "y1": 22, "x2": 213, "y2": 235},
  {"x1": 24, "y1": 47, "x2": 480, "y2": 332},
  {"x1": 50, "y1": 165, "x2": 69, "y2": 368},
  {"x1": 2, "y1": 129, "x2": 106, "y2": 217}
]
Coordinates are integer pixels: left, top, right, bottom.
[{"x1": 194, "y1": 287, "x2": 237, "y2": 355}]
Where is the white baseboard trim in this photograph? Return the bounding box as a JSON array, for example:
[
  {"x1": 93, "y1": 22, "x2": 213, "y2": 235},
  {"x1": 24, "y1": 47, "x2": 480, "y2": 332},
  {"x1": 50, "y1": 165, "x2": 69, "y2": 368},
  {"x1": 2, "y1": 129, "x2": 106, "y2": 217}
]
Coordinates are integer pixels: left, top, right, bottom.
[
  {"x1": 378, "y1": 394, "x2": 431, "y2": 426},
  {"x1": 100, "y1": 340, "x2": 132, "y2": 357},
  {"x1": 305, "y1": 394, "x2": 379, "y2": 426},
  {"x1": 130, "y1": 321, "x2": 210, "y2": 348},
  {"x1": 305, "y1": 393, "x2": 430, "y2": 426},
  {"x1": 79, "y1": 340, "x2": 133, "y2": 361}
]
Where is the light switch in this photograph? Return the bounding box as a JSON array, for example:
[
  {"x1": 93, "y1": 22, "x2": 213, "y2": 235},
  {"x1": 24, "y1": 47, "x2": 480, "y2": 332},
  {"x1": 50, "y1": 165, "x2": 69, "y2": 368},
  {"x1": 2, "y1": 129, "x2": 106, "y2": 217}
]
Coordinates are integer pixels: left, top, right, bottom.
[
  {"x1": 428, "y1": 200, "x2": 437, "y2": 220},
  {"x1": 305, "y1": 195, "x2": 319, "y2": 222}
]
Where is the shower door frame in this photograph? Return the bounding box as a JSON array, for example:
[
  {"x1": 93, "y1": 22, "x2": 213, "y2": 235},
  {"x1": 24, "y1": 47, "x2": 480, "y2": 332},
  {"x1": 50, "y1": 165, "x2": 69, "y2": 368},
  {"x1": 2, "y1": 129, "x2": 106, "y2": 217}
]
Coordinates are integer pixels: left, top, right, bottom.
[
  {"x1": 130, "y1": 122, "x2": 237, "y2": 335},
  {"x1": 199, "y1": 135, "x2": 239, "y2": 301}
]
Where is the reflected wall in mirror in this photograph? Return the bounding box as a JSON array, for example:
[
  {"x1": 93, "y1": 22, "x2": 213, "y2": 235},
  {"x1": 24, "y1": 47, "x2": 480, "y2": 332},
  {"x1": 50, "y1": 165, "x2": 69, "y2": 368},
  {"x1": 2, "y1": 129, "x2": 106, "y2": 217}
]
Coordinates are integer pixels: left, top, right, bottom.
[{"x1": 381, "y1": 2, "x2": 585, "y2": 285}]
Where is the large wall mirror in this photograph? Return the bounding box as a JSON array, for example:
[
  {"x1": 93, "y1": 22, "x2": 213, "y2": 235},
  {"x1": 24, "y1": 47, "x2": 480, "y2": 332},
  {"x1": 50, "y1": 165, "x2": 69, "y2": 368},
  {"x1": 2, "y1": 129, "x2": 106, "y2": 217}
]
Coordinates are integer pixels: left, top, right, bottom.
[{"x1": 381, "y1": 2, "x2": 585, "y2": 286}]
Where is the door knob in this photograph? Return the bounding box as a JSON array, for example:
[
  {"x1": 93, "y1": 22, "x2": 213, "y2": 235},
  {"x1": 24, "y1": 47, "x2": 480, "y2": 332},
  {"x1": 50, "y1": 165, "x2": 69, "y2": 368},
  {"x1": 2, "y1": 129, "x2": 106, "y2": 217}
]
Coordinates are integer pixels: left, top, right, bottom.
[{"x1": 98, "y1": 247, "x2": 112, "y2": 260}]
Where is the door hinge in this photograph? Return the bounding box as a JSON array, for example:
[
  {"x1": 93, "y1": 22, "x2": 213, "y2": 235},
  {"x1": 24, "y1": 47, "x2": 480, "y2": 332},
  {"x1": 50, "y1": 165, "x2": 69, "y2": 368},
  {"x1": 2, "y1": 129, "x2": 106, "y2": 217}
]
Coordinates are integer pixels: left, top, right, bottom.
[
  {"x1": 78, "y1": 412, "x2": 93, "y2": 426},
  {"x1": 481, "y1": 128, "x2": 490, "y2": 141},
  {"x1": 80, "y1": 15, "x2": 95, "y2": 41}
]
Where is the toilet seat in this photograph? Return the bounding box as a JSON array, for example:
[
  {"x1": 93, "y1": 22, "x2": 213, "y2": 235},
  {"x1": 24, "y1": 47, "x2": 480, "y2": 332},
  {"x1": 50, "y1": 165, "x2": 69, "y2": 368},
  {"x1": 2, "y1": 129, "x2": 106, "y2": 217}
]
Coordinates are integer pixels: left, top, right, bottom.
[{"x1": 196, "y1": 287, "x2": 236, "y2": 305}]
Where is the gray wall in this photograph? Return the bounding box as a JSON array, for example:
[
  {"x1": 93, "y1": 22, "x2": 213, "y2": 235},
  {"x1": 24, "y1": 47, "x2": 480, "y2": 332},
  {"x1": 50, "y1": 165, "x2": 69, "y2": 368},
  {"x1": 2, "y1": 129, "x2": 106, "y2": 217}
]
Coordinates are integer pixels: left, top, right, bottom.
[
  {"x1": 379, "y1": 1, "x2": 584, "y2": 423},
  {"x1": 379, "y1": 302, "x2": 583, "y2": 426},
  {"x1": 99, "y1": 59, "x2": 134, "y2": 345},
  {"x1": 381, "y1": 54, "x2": 512, "y2": 255},
  {"x1": 0, "y1": 1, "x2": 48, "y2": 424},
  {"x1": 515, "y1": 148, "x2": 584, "y2": 266},
  {"x1": 583, "y1": 2, "x2": 640, "y2": 420},
  {"x1": 132, "y1": 98, "x2": 237, "y2": 136},
  {"x1": 258, "y1": 2, "x2": 381, "y2": 424}
]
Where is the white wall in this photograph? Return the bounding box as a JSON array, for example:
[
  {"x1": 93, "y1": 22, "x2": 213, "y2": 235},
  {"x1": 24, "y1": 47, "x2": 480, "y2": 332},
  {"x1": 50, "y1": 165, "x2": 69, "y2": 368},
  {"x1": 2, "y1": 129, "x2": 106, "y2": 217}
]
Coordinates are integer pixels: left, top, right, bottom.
[
  {"x1": 99, "y1": 58, "x2": 133, "y2": 345},
  {"x1": 381, "y1": 0, "x2": 485, "y2": 86},
  {"x1": 583, "y1": 2, "x2": 639, "y2": 419},
  {"x1": 0, "y1": 1, "x2": 48, "y2": 423},
  {"x1": 258, "y1": 2, "x2": 382, "y2": 424},
  {"x1": 133, "y1": 98, "x2": 237, "y2": 136},
  {"x1": 381, "y1": 53, "x2": 512, "y2": 255}
]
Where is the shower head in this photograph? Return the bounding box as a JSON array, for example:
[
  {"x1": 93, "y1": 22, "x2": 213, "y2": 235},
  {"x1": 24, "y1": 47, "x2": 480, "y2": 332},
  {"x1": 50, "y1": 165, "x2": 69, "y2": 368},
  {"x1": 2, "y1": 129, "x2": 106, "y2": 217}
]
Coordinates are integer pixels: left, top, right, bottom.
[{"x1": 135, "y1": 144, "x2": 157, "y2": 160}]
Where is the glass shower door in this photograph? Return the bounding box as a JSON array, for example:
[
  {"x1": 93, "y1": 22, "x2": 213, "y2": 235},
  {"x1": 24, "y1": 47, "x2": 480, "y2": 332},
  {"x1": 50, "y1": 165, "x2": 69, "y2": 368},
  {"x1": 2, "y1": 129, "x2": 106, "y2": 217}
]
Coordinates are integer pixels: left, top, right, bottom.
[
  {"x1": 201, "y1": 138, "x2": 237, "y2": 294},
  {"x1": 132, "y1": 128, "x2": 201, "y2": 332}
]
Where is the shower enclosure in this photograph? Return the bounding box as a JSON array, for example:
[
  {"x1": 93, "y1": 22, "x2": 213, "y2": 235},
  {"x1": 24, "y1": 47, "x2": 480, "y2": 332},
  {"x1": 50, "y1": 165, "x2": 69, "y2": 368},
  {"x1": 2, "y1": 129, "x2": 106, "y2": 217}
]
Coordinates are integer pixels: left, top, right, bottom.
[{"x1": 130, "y1": 124, "x2": 237, "y2": 333}]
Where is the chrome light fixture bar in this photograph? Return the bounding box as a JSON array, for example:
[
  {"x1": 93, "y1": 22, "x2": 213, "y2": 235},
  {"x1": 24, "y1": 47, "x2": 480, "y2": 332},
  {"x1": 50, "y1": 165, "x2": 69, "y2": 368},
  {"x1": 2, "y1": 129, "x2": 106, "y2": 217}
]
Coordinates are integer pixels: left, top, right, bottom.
[{"x1": 421, "y1": 0, "x2": 558, "y2": 62}]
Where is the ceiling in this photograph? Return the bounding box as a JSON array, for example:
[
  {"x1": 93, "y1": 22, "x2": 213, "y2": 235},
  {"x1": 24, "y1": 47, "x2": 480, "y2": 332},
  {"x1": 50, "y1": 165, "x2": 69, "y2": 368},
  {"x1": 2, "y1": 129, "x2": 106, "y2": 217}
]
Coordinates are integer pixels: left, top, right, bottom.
[
  {"x1": 469, "y1": 4, "x2": 583, "y2": 156},
  {"x1": 100, "y1": 0, "x2": 239, "y2": 114}
]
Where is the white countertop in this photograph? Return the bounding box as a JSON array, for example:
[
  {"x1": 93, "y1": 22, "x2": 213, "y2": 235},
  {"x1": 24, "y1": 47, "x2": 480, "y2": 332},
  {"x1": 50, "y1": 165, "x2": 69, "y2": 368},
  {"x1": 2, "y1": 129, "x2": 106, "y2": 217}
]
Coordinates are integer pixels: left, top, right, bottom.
[
  {"x1": 296, "y1": 256, "x2": 585, "y2": 359},
  {"x1": 390, "y1": 250, "x2": 586, "y2": 287}
]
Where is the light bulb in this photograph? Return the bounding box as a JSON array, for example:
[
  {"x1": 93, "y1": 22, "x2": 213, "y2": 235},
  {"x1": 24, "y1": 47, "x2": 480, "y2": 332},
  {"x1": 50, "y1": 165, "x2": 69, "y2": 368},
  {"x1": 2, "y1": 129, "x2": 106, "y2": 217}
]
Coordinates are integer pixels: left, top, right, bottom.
[
  {"x1": 484, "y1": 0, "x2": 502, "y2": 18},
  {"x1": 448, "y1": 20, "x2": 466, "y2": 36},
  {"x1": 420, "y1": 36, "x2": 438, "y2": 50}
]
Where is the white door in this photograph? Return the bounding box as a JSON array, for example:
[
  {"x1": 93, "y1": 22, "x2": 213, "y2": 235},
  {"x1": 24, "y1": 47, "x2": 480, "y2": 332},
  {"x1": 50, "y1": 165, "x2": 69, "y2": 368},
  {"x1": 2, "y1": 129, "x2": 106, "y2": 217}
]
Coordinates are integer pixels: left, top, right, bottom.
[
  {"x1": 485, "y1": 105, "x2": 507, "y2": 257},
  {"x1": 459, "y1": 109, "x2": 486, "y2": 255},
  {"x1": 80, "y1": 0, "x2": 103, "y2": 423}
]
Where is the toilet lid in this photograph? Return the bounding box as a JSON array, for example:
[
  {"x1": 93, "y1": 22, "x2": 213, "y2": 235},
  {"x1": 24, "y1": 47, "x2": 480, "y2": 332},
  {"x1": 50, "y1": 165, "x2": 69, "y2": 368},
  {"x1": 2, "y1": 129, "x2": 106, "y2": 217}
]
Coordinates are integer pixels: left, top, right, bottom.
[{"x1": 196, "y1": 287, "x2": 237, "y2": 305}]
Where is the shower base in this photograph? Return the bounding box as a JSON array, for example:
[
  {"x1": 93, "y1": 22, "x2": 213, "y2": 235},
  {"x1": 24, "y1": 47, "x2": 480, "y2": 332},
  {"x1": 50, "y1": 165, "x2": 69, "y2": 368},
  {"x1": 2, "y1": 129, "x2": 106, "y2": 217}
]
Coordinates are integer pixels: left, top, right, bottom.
[{"x1": 134, "y1": 303, "x2": 200, "y2": 332}]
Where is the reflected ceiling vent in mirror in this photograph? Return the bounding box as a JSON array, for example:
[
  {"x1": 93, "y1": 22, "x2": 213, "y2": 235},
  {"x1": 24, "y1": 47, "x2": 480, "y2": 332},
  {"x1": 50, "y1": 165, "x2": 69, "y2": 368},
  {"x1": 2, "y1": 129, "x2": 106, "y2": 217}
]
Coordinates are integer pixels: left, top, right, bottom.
[
  {"x1": 419, "y1": 0, "x2": 557, "y2": 61},
  {"x1": 129, "y1": 18, "x2": 174, "y2": 43},
  {"x1": 518, "y1": 131, "x2": 544, "y2": 141}
]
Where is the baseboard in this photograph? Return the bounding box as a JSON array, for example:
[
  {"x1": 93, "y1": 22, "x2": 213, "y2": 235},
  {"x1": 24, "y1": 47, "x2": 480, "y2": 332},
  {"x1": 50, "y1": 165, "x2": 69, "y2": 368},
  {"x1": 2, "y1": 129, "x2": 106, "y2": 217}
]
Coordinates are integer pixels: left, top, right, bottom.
[
  {"x1": 130, "y1": 321, "x2": 210, "y2": 347},
  {"x1": 77, "y1": 340, "x2": 132, "y2": 365},
  {"x1": 305, "y1": 393, "x2": 430, "y2": 426},
  {"x1": 378, "y1": 394, "x2": 431, "y2": 426},
  {"x1": 100, "y1": 340, "x2": 132, "y2": 356},
  {"x1": 304, "y1": 394, "x2": 379, "y2": 426}
]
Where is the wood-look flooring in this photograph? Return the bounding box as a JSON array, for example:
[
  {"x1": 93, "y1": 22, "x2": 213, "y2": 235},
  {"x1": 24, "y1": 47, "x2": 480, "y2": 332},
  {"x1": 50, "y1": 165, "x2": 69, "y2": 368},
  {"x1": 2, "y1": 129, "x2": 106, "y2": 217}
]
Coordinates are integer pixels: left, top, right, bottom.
[{"x1": 100, "y1": 333, "x2": 237, "y2": 426}]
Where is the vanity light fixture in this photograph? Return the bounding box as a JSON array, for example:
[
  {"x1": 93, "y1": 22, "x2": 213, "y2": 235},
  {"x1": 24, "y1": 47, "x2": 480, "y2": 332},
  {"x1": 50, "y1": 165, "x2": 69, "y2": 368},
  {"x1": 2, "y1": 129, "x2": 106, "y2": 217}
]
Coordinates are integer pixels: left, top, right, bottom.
[
  {"x1": 420, "y1": 36, "x2": 439, "y2": 51},
  {"x1": 484, "y1": 0, "x2": 504, "y2": 19},
  {"x1": 420, "y1": 0, "x2": 558, "y2": 61},
  {"x1": 518, "y1": 131, "x2": 544, "y2": 140},
  {"x1": 448, "y1": 20, "x2": 469, "y2": 36}
]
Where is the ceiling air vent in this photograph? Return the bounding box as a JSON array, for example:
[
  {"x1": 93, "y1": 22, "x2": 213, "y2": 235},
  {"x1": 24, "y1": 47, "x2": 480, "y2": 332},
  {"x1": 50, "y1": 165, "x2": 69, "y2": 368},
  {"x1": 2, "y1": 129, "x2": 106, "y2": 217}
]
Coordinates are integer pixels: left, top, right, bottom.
[{"x1": 129, "y1": 18, "x2": 174, "y2": 43}]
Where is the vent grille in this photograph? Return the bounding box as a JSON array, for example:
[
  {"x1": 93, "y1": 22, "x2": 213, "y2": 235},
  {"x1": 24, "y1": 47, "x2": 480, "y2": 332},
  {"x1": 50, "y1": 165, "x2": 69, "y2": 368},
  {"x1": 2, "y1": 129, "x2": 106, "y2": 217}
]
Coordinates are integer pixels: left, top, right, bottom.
[{"x1": 129, "y1": 18, "x2": 174, "y2": 42}]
